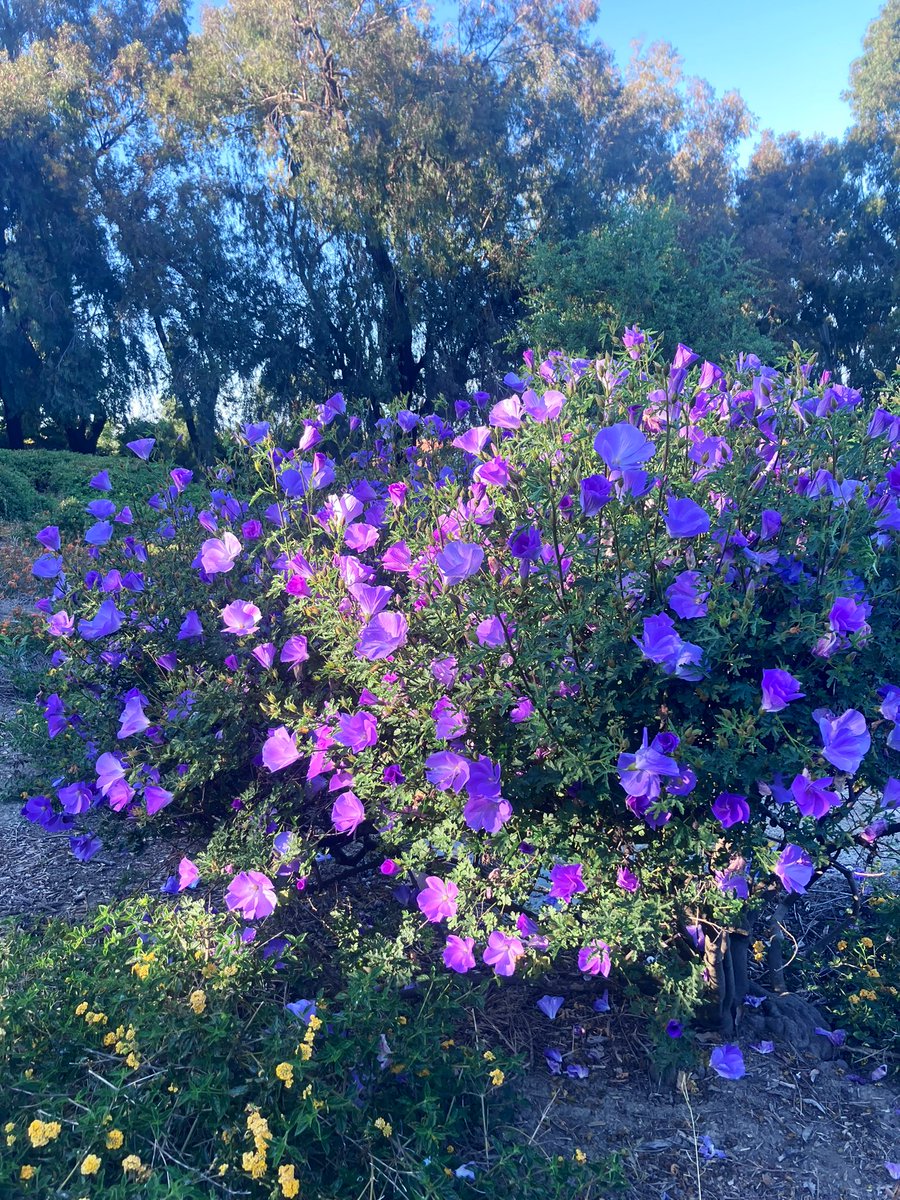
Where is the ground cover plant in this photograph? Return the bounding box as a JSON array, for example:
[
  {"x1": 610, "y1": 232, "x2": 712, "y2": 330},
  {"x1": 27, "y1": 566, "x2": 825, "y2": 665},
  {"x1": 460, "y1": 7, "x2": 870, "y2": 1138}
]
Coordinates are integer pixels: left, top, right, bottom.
[{"x1": 6, "y1": 334, "x2": 900, "y2": 1194}]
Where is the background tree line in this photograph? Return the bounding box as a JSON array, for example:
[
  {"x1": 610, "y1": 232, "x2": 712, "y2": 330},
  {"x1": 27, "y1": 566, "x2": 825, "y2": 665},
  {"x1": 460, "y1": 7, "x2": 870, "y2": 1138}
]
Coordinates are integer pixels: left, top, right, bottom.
[{"x1": 1, "y1": 0, "x2": 899, "y2": 459}]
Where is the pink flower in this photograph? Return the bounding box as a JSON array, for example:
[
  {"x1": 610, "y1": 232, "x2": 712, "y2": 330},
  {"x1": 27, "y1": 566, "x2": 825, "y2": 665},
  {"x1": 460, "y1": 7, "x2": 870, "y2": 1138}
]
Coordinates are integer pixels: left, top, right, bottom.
[
  {"x1": 221, "y1": 600, "x2": 262, "y2": 636},
  {"x1": 225, "y1": 871, "x2": 277, "y2": 920},
  {"x1": 443, "y1": 934, "x2": 476, "y2": 973},
  {"x1": 578, "y1": 941, "x2": 611, "y2": 977},
  {"x1": 262, "y1": 726, "x2": 301, "y2": 772},
  {"x1": 331, "y1": 791, "x2": 365, "y2": 834}
]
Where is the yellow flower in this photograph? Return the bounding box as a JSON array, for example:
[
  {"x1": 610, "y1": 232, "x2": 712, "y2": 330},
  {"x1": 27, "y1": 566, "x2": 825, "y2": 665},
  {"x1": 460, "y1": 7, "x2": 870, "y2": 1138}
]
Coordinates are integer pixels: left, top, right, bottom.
[
  {"x1": 189, "y1": 989, "x2": 207, "y2": 1015},
  {"x1": 482, "y1": 1050, "x2": 495, "y2": 1061},
  {"x1": 574, "y1": 1148, "x2": 587, "y2": 1163},
  {"x1": 106, "y1": 1129, "x2": 124, "y2": 1150},
  {"x1": 218, "y1": 1163, "x2": 229, "y2": 1175},
  {"x1": 125, "y1": 1052, "x2": 140, "y2": 1069},
  {"x1": 373, "y1": 1117, "x2": 393, "y2": 1138},
  {"x1": 103, "y1": 1032, "x2": 117, "y2": 1046},
  {"x1": 20, "y1": 1165, "x2": 34, "y2": 1181},
  {"x1": 132, "y1": 963, "x2": 149, "y2": 981},
  {"x1": 867, "y1": 968, "x2": 880, "y2": 979},
  {"x1": 489, "y1": 1068, "x2": 505, "y2": 1087},
  {"x1": 75, "y1": 1002, "x2": 88, "y2": 1016},
  {"x1": 278, "y1": 1163, "x2": 301, "y2": 1197},
  {"x1": 27, "y1": 1120, "x2": 61, "y2": 1148},
  {"x1": 242, "y1": 1150, "x2": 267, "y2": 1179},
  {"x1": 397, "y1": 1015, "x2": 407, "y2": 1025},
  {"x1": 275, "y1": 1062, "x2": 294, "y2": 1088},
  {"x1": 6, "y1": 1135, "x2": 15, "y2": 1147},
  {"x1": 440, "y1": 1039, "x2": 455, "y2": 1049},
  {"x1": 3, "y1": 1123, "x2": 13, "y2": 1133},
  {"x1": 80, "y1": 1154, "x2": 102, "y2": 1176},
  {"x1": 849, "y1": 994, "x2": 861, "y2": 1005},
  {"x1": 122, "y1": 1154, "x2": 142, "y2": 1173},
  {"x1": 861, "y1": 937, "x2": 874, "y2": 949},
  {"x1": 298, "y1": 1043, "x2": 312, "y2": 1061},
  {"x1": 836, "y1": 939, "x2": 848, "y2": 951}
]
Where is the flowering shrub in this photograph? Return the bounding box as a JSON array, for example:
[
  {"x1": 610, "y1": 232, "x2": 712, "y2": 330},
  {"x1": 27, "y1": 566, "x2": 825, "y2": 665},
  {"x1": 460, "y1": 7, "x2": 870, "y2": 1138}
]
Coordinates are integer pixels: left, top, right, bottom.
[{"x1": 19, "y1": 338, "x2": 900, "y2": 1034}]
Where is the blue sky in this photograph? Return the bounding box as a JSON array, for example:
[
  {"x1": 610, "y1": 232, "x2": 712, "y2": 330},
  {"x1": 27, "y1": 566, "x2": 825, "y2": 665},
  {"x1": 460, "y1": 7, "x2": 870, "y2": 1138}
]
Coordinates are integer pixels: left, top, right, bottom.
[{"x1": 593, "y1": 0, "x2": 877, "y2": 147}]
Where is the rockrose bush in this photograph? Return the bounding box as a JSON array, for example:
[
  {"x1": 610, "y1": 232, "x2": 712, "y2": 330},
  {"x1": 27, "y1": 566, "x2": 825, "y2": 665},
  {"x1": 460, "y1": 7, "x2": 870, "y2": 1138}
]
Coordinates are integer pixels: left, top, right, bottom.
[{"x1": 22, "y1": 336, "x2": 900, "y2": 1037}]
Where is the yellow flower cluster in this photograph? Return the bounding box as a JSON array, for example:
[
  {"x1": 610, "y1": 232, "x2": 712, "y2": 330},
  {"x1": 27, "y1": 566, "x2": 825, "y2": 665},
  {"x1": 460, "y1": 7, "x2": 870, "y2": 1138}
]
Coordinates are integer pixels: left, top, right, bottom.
[
  {"x1": 489, "y1": 1068, "x2": 505, "y2": 1087},
  {"x1": 189, "y1": 989, "x2": 207, "y2": 1015},
  {"x1": 27, "y1": 1119, "x2": 61, "y2": 1148},
  {"x1": 80, "y1": 1154, "x2": 102, "y2": 1176},
  {"x1": 278, "y1": 1162, "x2": 301, "y2": 1197},
  {"x1": 373, "y1": 1117, "x2": 393, "y2": 1138},
  {"x1": 275, "y1": 1061, "x2": 294, "y2": 1088},
  {"x1": 131, "y1": 950, "x2": 156, "y2": 980},
  {"x1": 102, "y1": 1023, "x2": 141, "y2": 1069},
  {"x1": 20, "y1": 1165, "x2": 35, "y2": 1181},
  {"x1": 242, "y1": 1107, "x2": 272, "y2": 1179},
  {"x1": 122, "y1": 1154, "x2": 145, "y2": 1177},
  {"x1": 298, "y1": 1014, "x2": 321, "y2": 1062},
  {"x1": 106, "y1": 1129, "x2": 124, "y2": 1150}
]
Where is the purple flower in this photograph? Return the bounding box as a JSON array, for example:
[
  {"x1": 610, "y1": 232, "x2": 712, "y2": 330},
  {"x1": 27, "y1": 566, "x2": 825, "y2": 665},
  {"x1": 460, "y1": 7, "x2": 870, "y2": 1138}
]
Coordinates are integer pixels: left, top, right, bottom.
[
  {"x1": 715, "y1": 869, "x2": 749, "y2": 899},
  {"x1": 285, "y1": 999, "x2": 317, "y2": 1024},
  {"x1": 790, "y1": 772, "x2": 840, "y2": 820},
  {"x1": 544, "y1": 1047, "x2": 563, "y2": 1074},
  {"x1": 828, "y1": 596, "x2": 870, "y2": 636},
  {"x1": 280, "y1": 635, "x2": 309, "y2": 665},
  {"x1": 578, "y1": 942, "x2": 611, "y2": 977},
  {"x1": 126, "y1": 438, "x2": 155, "y2": 460},
  {"x1": 616, "y1": 866, "x2": 640, "y2": 893},
  {"x1": 463, "y1": 791, "x2": 512, "y2": 834},
  {"x1": 331, "y1": 791, "x2": 365, "y2": 834},
  {"x1": 666, "y1": 570, "x2": 709, "y2": 620},
  {"x1": 711, "y1": 792, "x2": 750, "y2": 829},
  {"x1": 510, "y1": 696, "x2": 533, "y2": 723},
  {"x1": 666, "y1": 1020, "x2": 683, "y2": 1039},
  {"x1": 252, "y1": 642, "x2": 276, "y2": 670},
  {"x1": 698, "y1": 1136, "x2": 725, "y2": 1161},
  {"x1": 78, "y1": 599, "x2": 123, "y2": 641},
  {"x1": 593, "y1": 423, "x2": 655, "y2": 473},
  {"x1": 476, "y1": 616, "x2": 506, "y2": 647},
  {"x1": 178, "y1": 857, "x2": 199, "y2": 890},
  {"x1": 118, "y1": 695, "x2": 150, "y2": 739},
  {"x1": 334, "y1": 711, "x2": 378, "y2": 755},
  {"x1": 592, "y1": 991, "x2": 611, "y2": 1013},
  {"x1": 200, "y1": 532, "x2": 242, "y2": 574},
  {"x1": 579, "y1": 474, "x2": 613, "y2": 516},
  {"x1": 443, "y1": 934, "x2": 476, "y2": 973},
  {"x1": 817, "y1": 709, "x2": 870, "y2": 774},
  {"x1": 57, "y1": 782, "x2": 92, "y2": 815},
  {"x1": 473, "y1": 456, "x2": 511, "y2": 488},
  {"x1": 760, "y1": 669, "x2": 805, "y2": 713},
  {"x1": 633, "y1": 613, "x2": 704, "y2": 680},
  {"x1": 47, "y1": 610, "x2": 74, "y2": 637},
  {"x1": 355, "y1": 611, "x2": 408, "y2": 660},
  {"x1": 221, "y1": 600, "x2": 261, "y2": 636},
  {"x1": 35, "y1": 525, "x2": 61, "y2": 551},
  {"x1": 453, "y1": 426, "x2": 491, "y2": 455},
  {"x1": 750, "y1": 1041, "x2": 774, "y2": 1054},
  {"x1": 665, "y1": 497, "x2": 710, "y2": 538},
  {"x1": 95, "y1": 752, "x2": 126, "y2": 795},
  {"x1": 775, "y1": 844, "x2": 814, "y2": 894},
  {"x1": 69, "y1": 833, "x2": 103, "y2": 862},
  {"x1": 145, "y1": 785, "x2": 174, "y2": 815},
  {"x1": 425, "y1": 751, "x2": 471, "y2": 793},
  {"x1": 350, "y1": 584, "x2": 393, "y2": 619},
  {"x1": 436, "y1": 541, "x2": 484, "y2": 586},
  {"x1": 482, "y1": 930, "x2": 525, "y2": 977},
  {"x1": 32, "y1": 553, "x2": 64, "y2": 579},
  {"x1": 814, "y1": 1027, "x2": 846, "y2": 1048},
  {"x1": 489, "y1": 396, "x2": 522, "y2": 429},
  {"x1": 548, "y1": 863, "x2": 587, "y2": 904},
  {"x1": 225, "y1": 871, "x2": 277, "y2": 920},
  {"x1": 178, "y1": 610, "x2": 203, "y2": 640},
  {"x1": 508, "y1": 525, "x2": 543, "y2": 561},
  {"x1": 537, "y1": 994, "x2": 565, "y2": 1019},
  {"x1": 432, "y1": 696, "x2": 468, "y2": 740},
  {"x1": 709, "y1": 1044, "x2": 745, "y2": 1080},
  {"x1": 523, "y1": 388, "x2": 564, "y2": 422},
  {"x1": 416, "y1": 876, "x2": 459, "y2": 922},
  {"x1": 90, "y1": 470, "x2": 112, "y2": 491},
  {"x1": 262, "y1": 726, "x2": 301, "y2": 772}
]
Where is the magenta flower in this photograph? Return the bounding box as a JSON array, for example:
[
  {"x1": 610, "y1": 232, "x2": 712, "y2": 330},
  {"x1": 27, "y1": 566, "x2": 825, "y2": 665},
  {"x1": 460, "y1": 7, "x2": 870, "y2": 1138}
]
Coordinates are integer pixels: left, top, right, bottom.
[
  {"x1": 710, "y1": 792, "x2": 750, "y2": 828},
  {"x1": 482, "y1": 930, "x2": 525, "y2": 977},
  {"x1": 709, "y1": 1044, "x2": 745, "y2": 1080},
  {"x1": 665, "y1": 496, "x2": 710, "y2": 538},
  {"x1": 775, "y1": 844, "x2": 814, "y2": 894},
  {"x1": 473, "y1": 457, "x2": 511, "y2": 488},
  {"x1": 416, "y1": 876, "x2": 459, "y2": 922},
  {"x1": 578, "y1": 942, "x2": 611, "y2": 977},
  {"x1": 522, "y1": 388, "x2": 564, "y2": 423},
  {"x1": 761, "y1": 669, "x2": 805, "y2": 712},
  {"x1": 453, "y1": 426, "x2": 491, "y2": 455},
  {"x1": 510, "y1": 696, "x2": 533, "y2": 723},
  {"x1": 334, "y1": 711, "x2": 378, "y2": 754},
  {"x1": 443, "y1": 934, "x2": 476, "y2": 974},
  {"x1": 200, "y1": 532, "x2": 242, "y2": 574},
  {"x1": 489, "y1": 396, "x2": 522, "y2": 429},
  {"x1": 790, "y1": 772, "x2": 840, "y2": 820},
  {"x1": 476, "y1": 616, "x2": 506, "y2": 647},
  {"x1": 355, "y1": 611, "x2": 408, "y2": 660},
  {"x1": 436, "y1": 541, "x2": 484, "y2": 587},
  {"x1": 816, "y1": 708, "x2": 870, "y2": 774},
  {"x1": 225, "y1": 871, "x2": 277, "y2": 920},
  {"x1": 221, "y1": 600, "x2": 261, "y2": 636},
  {"x1": 593, "y1": 423, "x2": 655, "y2": 473},
  {"x1": 548, "y1": 863, "x2": 587, "y2": 904},
  {"x1": 331, "y1": 791, "x2": 365, "y2": 834},
  {"x1": 252, "y1": 642, "x2": 276, "y2": 670},
  {"x1": 262, "y1": 726, "x2": 301, "y2": 772}
]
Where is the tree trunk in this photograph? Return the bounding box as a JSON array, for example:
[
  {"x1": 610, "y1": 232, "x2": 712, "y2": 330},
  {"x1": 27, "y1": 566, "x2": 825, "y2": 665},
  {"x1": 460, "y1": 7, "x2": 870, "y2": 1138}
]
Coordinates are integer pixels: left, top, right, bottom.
[
  {"x1": 2, "y1": 405, "x2": 25, "y2": 450},
  {"x1": 364, "y1": 227, "x2": 421, "y2": 401},
  {"x1": 63, "y1": 413, "x2": 106, "y2": 454}
]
